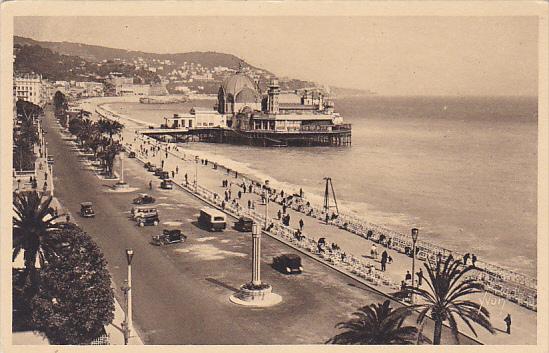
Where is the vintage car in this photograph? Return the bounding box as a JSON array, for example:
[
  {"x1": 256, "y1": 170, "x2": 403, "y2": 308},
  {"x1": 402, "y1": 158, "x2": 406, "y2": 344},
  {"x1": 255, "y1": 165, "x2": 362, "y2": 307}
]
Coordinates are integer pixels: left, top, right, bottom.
[
  {"x1": 80, "y1": 202, "x2": 95, "y2": 218},
  {"x1": 145, "y1": 163, "x2": 157, "y2": 172},
  {"x1": 47, "y1": 155, "x2": 55, "y2": 165},
  {"x1": 198, "y1": 207, "x2": 226, "y2": 231},
  {"x1": 158, "y1": 171, "x2": 170, "y2": 180},
  {"x1": 150, "y1": 229, "x2": 186, "y2": 246},
  {"x1": 234, "y1": 216, "x2": 253, "y2": 232},
  {"x1": 273, "y1": 254, "x2": 303, "y2": 274},
  {"x1": 132, "y1": 193, "x2": 155, "y2": 205},
  {"x1": 136, "y1": 212, "x2": 160, "y2": 227},
  {"x1": 160, "y1": 179, "x2": 173, "y2": 190},
  {"x1": 153, "y1": 167, "x2": 164, "y2": 176},
  {"x1": 131, "y1": 206, "x2": 158, "y2": 220},
  {"x1": 128, "y1": 151, "x2": 136, "y2": 158}
]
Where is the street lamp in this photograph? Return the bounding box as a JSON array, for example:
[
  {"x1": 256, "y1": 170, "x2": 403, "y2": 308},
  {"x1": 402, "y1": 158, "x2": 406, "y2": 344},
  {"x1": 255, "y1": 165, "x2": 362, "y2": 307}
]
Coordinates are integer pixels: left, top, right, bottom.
[
  {"x1": 121, "y1": 248, "x2": 134, "y2": 345},
  {"x1": 411, "y1": 228, "x2": 419, "y2": 304},
  {"x1": 263, "y1": 180, "x2": 269, "y2": 230},
  {"x1": 194, "y1": 155, "x2": 199, "y2": 191}
]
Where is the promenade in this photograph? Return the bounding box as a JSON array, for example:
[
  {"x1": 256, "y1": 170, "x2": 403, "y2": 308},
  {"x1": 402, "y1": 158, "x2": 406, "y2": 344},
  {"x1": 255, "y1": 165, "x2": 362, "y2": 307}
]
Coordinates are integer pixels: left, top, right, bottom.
[
  {"x1": 73, "y1": 97, "x2": 537, "y2": 344},
  {"x1": 116, "y1": 120, "x2": 537, "y2": 345}
]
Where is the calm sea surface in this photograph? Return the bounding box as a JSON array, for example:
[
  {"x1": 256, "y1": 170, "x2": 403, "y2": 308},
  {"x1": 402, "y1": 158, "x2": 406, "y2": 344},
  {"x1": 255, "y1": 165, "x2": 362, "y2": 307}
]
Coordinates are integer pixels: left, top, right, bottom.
[{"x1": 108, "y1": 96, "x2": 538, "y2": 277}]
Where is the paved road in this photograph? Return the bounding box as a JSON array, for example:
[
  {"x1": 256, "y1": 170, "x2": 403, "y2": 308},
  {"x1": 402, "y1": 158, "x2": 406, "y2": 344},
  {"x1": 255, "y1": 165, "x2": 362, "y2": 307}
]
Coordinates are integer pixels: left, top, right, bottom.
[{"x1": 42, "y1": 106, "x2": 477, "y2": 345}]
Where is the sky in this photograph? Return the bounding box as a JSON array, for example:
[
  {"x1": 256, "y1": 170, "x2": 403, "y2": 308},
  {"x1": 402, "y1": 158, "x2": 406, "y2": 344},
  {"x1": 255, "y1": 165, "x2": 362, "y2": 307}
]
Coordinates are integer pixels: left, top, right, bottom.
[{"x1": 14, "y1": 16, "x2": 538, "y2": 96}]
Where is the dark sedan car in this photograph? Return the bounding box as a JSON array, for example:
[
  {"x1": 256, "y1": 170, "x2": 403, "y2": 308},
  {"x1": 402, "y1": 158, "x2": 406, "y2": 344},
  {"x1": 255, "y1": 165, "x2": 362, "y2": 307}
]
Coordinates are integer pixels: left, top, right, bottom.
[{"x1": 273, "y1": 254, "x2": 303, "y2": 274}]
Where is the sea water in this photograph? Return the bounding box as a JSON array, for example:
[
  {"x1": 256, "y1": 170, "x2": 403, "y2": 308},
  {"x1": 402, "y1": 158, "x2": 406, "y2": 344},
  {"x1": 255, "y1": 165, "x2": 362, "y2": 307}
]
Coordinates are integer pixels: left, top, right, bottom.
[{"x1": 107, "y1": 96, "x2": 538, "y2": 277}]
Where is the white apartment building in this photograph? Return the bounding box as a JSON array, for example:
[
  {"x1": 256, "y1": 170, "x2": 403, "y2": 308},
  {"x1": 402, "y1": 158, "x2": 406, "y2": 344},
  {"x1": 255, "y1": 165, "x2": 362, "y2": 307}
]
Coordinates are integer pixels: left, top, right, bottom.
[{"x1": 13, "y1": 73, "x2": 44, "y2": 106}]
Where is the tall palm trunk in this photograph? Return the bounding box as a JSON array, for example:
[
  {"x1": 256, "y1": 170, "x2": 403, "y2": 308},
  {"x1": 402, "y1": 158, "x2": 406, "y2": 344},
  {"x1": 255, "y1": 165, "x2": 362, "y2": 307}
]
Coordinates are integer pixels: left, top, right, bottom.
[{"x1": 433, "y1": 319, "x2": 443, "y2": 345}]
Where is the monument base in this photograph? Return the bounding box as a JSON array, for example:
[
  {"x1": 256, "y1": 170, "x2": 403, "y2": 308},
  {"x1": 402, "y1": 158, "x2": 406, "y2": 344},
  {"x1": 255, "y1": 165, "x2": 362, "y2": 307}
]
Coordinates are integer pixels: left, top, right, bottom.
[
  {"x1": 113, "y1": 182, "x2": 130, "y2": 190},
  {"x1": 229, "y1": 283, "x2": 282, "y2": 307}
]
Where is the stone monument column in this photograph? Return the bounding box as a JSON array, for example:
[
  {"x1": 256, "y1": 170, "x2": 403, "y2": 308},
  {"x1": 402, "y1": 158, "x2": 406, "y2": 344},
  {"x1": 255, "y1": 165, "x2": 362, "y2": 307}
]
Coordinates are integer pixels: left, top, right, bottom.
[{"x1": 252, "y1": 223, "x2": 261, "y2": 286}]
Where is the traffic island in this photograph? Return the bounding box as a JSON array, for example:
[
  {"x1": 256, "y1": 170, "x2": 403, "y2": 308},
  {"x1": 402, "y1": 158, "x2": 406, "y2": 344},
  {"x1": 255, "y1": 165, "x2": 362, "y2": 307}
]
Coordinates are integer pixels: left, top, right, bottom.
[
  {"x1": 229, "y1": 283, "x2": 282, "y2": 307},
  {"x1": 229, "y1": 222, "x2": 282, "y2": 307}
]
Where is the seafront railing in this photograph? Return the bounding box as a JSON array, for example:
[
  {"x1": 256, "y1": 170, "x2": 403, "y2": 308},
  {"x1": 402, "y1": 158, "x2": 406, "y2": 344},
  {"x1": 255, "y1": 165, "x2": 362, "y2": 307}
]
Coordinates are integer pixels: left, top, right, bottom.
[{"x1": 128, "y1": 128, "x2": 537, "y2": 311}]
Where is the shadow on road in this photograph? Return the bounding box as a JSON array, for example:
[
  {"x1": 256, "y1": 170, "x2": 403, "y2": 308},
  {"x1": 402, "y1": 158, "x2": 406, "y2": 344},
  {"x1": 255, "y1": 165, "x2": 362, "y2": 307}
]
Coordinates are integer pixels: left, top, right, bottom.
[{"x1": 205, "y1": 277, "x2": 239, "y2": 292}]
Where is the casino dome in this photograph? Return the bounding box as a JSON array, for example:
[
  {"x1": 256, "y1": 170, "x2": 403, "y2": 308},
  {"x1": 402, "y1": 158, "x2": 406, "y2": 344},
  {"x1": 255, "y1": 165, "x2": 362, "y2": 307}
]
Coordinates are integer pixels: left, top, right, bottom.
[{"x1": 221, "y1": 73, "x2": 259, "y2": 102}]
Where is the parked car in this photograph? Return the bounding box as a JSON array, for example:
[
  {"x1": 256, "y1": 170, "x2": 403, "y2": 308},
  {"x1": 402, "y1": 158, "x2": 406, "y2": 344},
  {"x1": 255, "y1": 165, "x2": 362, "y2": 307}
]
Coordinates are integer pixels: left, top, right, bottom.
[
  {"x1": 198, "y1": 207, "x2": 226, "y2": 231},
  {"x1": 145, "y1": 163, "x2": 157, "y2": 172},
  {"x1": 150, "y1": 229, "x2": 186, "y2": 246},
  {"x1": 128, "y1": 151, "x2": 136, "y2": 158},
  {"x1": 158, "y1": 171, "x2": 170, "y2": 180},
  {"x1": 273, "y1": 254, "x2": 303, "y2": 274},
  {"x1": 136, "y1": 212, "x2": 160, "y2": 227},
  {"x1": 80, "y1": 202, "x2": 95, "y2": 218},
  {"x1": 154, "y1": 167, "x2": 164, "y2": 176},
  {"x1": 47, "y1": 155, "x2": 55, "y2": 165},
  {"x1": 160, "y1": 179, "x2": 173, "y2": 190},
  {"x1": 133, "y1": 193, "x2": 155, "y2": 205},
  {"x1": 234, "y1": 216, "x2": 253, "y2": 232}
]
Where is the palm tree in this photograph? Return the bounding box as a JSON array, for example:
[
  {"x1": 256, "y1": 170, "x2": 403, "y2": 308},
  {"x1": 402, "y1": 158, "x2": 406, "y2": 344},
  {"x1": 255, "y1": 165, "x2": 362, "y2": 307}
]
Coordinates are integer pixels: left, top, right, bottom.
[
  {"x1": 396, "y1": 257, "x2": 495, "y2": 344},
  {"x1": 13, "y1": 191, "x2": 62, "y2": 287},
  {"x1": 327, "y1": 300, "x2": 421, "y2": 345},
  {"x1": 97, "y1": 119, "x2": 124, "y2": 141}
]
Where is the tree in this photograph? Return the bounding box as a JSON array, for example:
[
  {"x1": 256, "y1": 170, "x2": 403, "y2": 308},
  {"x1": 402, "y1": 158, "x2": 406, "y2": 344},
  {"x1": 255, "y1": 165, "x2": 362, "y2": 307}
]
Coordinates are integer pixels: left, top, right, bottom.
[
  {"x1": 98, "y1": 141, "x2": 123, "y2": 177},
  {"x1": 395, "y1": 257, "x2": 495, "y2": 344},
  {"x1": 327, "y1": 300, "x2": 421, "y2": 345},
  {"x1": 31, "y1": 223, "x2": 115, "y2": 344},
  {"x1": 97, "y1": 119, "x2": 124, "y2": 141},
  {"x1": 12, "y1": 191, "x2": 62, "y2": 287}
]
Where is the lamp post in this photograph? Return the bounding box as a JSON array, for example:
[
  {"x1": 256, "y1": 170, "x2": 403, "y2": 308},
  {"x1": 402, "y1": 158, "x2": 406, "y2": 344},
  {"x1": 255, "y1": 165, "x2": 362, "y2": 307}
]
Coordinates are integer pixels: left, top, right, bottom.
[
  {"x1": 263, "y1": 180, "x2": 269, "y2": 229},
  {"x1": 122, "y1": 248, "x2": 134, "y2": 345},
  {"x1": 411, "y1": 228, "x2": 419, "y2": 304},
  {"x1": 194, "y1": 155, "x2": 199, "y2": 191}
]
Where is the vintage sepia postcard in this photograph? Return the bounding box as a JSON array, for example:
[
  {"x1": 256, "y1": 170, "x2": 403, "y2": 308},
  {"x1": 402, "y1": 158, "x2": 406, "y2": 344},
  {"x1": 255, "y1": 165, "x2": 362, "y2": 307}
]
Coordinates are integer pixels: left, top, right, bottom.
[{"x1": 0, "y1": 1, "x2": 547, "y2": 352}]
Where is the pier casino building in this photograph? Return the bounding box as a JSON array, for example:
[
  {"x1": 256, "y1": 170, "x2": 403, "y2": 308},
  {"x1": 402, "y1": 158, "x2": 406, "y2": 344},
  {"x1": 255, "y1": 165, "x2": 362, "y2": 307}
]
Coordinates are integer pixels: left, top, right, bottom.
[{"x1": 163, "y1": 69, "x2": 351, "y2": 146}]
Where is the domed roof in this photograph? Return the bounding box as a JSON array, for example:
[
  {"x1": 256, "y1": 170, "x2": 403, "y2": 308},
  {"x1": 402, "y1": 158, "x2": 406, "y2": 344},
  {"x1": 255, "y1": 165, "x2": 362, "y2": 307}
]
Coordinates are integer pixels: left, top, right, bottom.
[
  {"x1": 221, "y1": 73, "x2": 258, "y2": 99},
  {"x1": 235, "y1": 87, "x2": 258, "y2": 103}
]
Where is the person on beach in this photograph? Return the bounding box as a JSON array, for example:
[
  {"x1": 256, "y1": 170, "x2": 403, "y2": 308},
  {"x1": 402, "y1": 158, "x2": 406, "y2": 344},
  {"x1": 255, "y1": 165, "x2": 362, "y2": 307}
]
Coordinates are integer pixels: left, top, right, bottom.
[
  {"x1": 299, "y1": 219, "x2": 304, "y2": 230},
  {"x1": 463, "y1": 253, "x2": 470, "y2": 265},
  {"x1": 472, "y1": 254, "x2": 477, "y2": 267},
  {"x1": 235, "y1": 171, "x2": 238, "y2": 178},
  {"x1": 504, "y1": 314, "x2": 512, "y2": 334},
  {"x1": 149, "y1": 180, "x2": 152, "y2": 190},
  {"x1": 371, "y1": 244, "x2": 378, "y2": 259},
  {"x1": 299, "y1": 188, "x2": 303, "y2": 198},
  {"x1": 176, "y1": 166, "x2": 179, "y2": 174}
]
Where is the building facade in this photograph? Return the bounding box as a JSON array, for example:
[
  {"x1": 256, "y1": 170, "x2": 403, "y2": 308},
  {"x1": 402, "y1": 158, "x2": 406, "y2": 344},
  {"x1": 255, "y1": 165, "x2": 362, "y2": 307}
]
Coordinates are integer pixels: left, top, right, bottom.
[{"x1": 14, "y1": 73, "x2": 44, "y2": 106}]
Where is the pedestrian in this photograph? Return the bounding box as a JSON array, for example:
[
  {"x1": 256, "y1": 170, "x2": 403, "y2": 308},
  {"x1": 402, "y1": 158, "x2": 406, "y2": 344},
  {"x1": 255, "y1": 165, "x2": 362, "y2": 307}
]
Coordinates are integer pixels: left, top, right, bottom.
[
  {"x1": 283, "y1": 204, "x2": 287, "y2": 214},
  {"x1": 235, "y1": 171, "x2": 238, "y2": 178},
  {"x1": 247, "y1": 199, "x2": 251, "y2": 209},
  {"x1": 165, "y1": 152, "x2": 168, "y2": 158},
  {"x1": 161, "y1": 160, "x2": 165, "y2": 168},
  {"x1": 370, "y1": 244, "x2": 377, "y2": 259},
  {"x1": 504, "y1": 314, "x2": 512, "y2": 334},
  {"x1": 238, "y1": 191, "x2": 242, "y2": 199},
  {"x1": 149, "y1": 180, "x2": 152, "y2": 190},
  {"x1": 463, "y1": 253, "x2": 470, "y2": 265},
  {"x1": 44, "y1": 171, "x2": 48, "y2": 180},
  {"x1": 65, "y1": 214, "x2": 70, "y2": 223},
  {"x1": 277, "y1": 209, "x2": 282, "y2": 220},
  {"x1": 381, "y1": 250, "x2": 388, "y2": 271},
  {"x1": 172, "y1": 171, "x2": 175, "y2": 178},
  {"x1": 299, "y1": 188, "x2": 303, "y2": 198},
  {"x1": 248, "y1": 184, "x2": 253, "y2": 193},
  {"x1": 299, "y1": 218, "x2": 304, "y2": 230},
  {"x1": 417, "y1": 268, "x2": 423, "y2": 286},
  {"x1": 185, "y1": 173, "x2": 188, "y2": 185},
  {"x1": 472, "y1": 254, "x2": 477, "y2": 267},
  {"x1": 176, "y1": 166, "x2": 179, "y2": 174},
  {"x1": 325, "y1": 213, "x2": 329, "y2": 224},
  {"x1": 43, "y1": 181, "x2": 47, "y2": 192},
  {"x1": 405, "y1": 271, "x2": 412, "y2": 282}
]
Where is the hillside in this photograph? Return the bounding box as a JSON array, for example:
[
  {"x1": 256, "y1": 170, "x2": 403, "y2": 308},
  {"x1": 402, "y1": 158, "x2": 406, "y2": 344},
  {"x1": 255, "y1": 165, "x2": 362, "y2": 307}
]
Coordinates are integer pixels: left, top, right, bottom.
[{"x1": 14, "y1": 36, "x2": 262, "y2": 70}]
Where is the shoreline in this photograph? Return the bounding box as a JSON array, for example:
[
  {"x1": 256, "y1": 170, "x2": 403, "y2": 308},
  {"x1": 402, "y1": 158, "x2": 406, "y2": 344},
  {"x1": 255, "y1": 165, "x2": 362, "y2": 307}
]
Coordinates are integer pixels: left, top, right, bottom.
[{"x1": 83, "y1": 97, "x2": 537, "y2": 307}]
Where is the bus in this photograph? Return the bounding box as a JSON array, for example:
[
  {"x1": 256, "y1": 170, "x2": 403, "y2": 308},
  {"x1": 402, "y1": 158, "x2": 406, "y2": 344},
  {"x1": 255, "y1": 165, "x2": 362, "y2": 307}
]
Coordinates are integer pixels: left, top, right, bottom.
[{"x1": 198, "y1": 207, "x2": 227, "y2": 231}]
